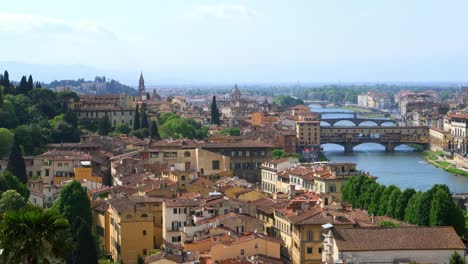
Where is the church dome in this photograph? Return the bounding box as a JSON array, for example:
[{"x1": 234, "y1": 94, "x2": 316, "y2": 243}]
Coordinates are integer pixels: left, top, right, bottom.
[{"x1": 230, "y1": 84, "x2": 241, "y2": 101}]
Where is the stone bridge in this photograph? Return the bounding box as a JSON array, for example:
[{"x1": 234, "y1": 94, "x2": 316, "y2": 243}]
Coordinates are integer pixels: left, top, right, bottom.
[
  {"x1": 318, "y1": 112, "x2": 395, "y2": 126},
  {"x1": 320, "y1": 126, "x2": 429, "y2": 152},
  {"x1": 321, "y1": 118, "x2": 395, "y2": 126}
]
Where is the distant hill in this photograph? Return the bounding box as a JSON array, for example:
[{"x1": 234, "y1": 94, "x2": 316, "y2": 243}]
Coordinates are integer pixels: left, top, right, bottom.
[{"x1": 46, "y1": 76, "x2": 137, "y2": 95}]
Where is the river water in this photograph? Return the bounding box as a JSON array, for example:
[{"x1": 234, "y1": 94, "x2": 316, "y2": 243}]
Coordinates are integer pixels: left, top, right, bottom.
[{"x1": 310, "y1": 105, "x2": 468, "y2": 193}]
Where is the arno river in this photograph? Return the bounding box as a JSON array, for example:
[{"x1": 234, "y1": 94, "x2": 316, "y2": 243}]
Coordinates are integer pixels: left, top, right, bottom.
[{"x1": 310, "y1": 105, "x2": 468, "y2": 193}]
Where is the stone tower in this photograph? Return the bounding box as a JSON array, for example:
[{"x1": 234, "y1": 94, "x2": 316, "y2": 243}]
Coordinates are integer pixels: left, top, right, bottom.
[{"x1": 138, "y1": 72, "x2": 145, "y2": 98}]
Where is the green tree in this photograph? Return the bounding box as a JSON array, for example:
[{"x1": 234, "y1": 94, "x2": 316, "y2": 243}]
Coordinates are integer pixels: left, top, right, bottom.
[
  {"x1": 1, "y1": 70, "x2": 11, "y2": 92},
  {"x1": 378, "y1": 185, "x2": 398, "y2": 215},
  {"x1": 50, "y1": 121, "x2": 81, "y2": 143},
  {"x1": 378, "y1": 220, "x2": 400, "y2": 227},
  {"x1": 7, "y1": 133, "x2": 27, "y2": 184},
  {"x1": 53, "y1": 180, "x2": 92, "y2": 228},
  {"x1": 150, "y1": 120, "x2": 161, "y2": 140},
  {"x1": 211, "y1": 96, "x2": 220, "y2": 125},
  {"x1": 0, "y1": 128, "x2": 13, "y2": 158},
  {"x1": 404, "y1": 191, "x2": 424, "y2": 224},
  {"x1": 141, "y1": 104, "x2": 149, "y2": 129},
  {"x1": 219, "y1": 127, "x2": 240, "y2": 136},
  {"x1": 272, "y1": 149, "x2": 289, "y2": 159},
  {"x1": 158, "y1": 112, "x2": 178, "y2": 125},
  {"x1": 0, "y1": 207, "x2": 71, "y2": 264},
  {"x1": 133, "y1": 104, "x2": 141, "y2": 130},
  {"x1": 98, "y1": 114, "x2": 112, "y2": 135},
  {"x1": 160, "y1": 118, "x2": 196, "y2": 139},
  {"x1": 69, "y1": 217, "x2": 98, "y2": 264},
  {"x1": 130, "y1": 128, "x2": 150, "y2": 139},
  {"x1": 17, "y1": 75, "x2": 28, "y2": 95},
  {"x1": 368, "y1": 185, "x2": 386, "y2": 215},
  {"x1": 386, "y1": 188, "x2": 402, "y2": 218},
  {"x1": 115, "y1": 123, "x2": 131, "y2": 134},
  {"x1": 0, "y1": 85, "x2": 4, "y2": 107},
  {"x1": 395, "y1": 188, "x2": 416, "y2": 220},
  {"x1": 27, "y1": 75, "x2": 34, "y2": 94},
  {"x1": 0, "y1": 190, "x2": 27, "y2": 215},
  {"x1": 449, "y1": 251, "x2": 464, "y2": 264},
  {"x1": 429, "y1": 188, "x2": 453, "y2": 226},
  {"x1": 0, "y1": 171, "x2": 30, "y2": 199},
  {"x1": 146, "y1": 92, "x2": 150, "y2": 100},
  {"x1": 64, "y1": 107, "x2": 78, "y2": 128}
]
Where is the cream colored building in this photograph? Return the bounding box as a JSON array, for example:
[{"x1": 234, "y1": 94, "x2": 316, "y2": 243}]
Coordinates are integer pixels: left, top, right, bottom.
[
  {"x1": 72, "y1": 94, "x2": 136, "y2": 128},
  {"x1": 296, "y1": 116, "x2": 321, "y2": 148},
  {"x1": 146, "y1": 147, "x2": 231, "y2": 176},
  {"x1": 260, "y1": 158, "x2": 297, "y2": 194}
]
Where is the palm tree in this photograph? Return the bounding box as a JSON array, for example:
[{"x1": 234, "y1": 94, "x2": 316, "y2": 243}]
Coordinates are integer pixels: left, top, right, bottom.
[{"x1": 0, "y1": 206, "x2": 71, "y2": 264}]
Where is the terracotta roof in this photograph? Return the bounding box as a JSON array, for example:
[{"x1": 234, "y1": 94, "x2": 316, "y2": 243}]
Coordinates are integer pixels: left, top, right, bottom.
[
  {"x1": 333, "y1": 227, "x2": 465, "y2": 251},
  {"x1": 265, "y1": 158, "x2": 289, "y2": 165},
  {"x1": 164, "y1": 197, "x2": 204, "y2": 207}
]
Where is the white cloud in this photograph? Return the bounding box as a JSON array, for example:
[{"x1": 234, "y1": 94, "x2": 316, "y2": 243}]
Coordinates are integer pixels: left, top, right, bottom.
[
  {"x1": 0, "y1": 13, "x2": 116, "y2": 39},
  {"x1": 190, "y1": 4, "x2": 256, "y2": 21}
]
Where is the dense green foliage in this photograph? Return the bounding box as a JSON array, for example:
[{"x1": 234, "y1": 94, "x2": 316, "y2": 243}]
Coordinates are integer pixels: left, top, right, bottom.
[
  {"x1": 271, "y1": 149, "x2": 306, "y2": 162},
  {"x1": 273, "y1": 95, "x2": 304, "y2": 106},
  {"x1": 218, "y1": 127, "x2": 240, "y2": 136},
  {"x1": 69, "y1": 217, "x2": 99, "y2": 264},
  {"x1": 0, "y1": 171, "x2": 30, "y2": 199},
  {"x1": 133, "y1": 104, "x2": 141, "y2": 130},
  {"x1": 53, "y1": 180, "x2": 98, "y2": 264},
  {"x1": 7, "y1": 134, "x2": 27, "y2": 184},
  {"x1": 158, "y1": 113, "x2": 208, "y2": 140},
  {"x1": 211, "y1": 96, "x2": 220, "y2": 125},
  {"x1": 150, "y1": 120, "x2": 161, "y2": 140},
  {"x1": 449, "y1": 251, "x2": 464, "y2": 264},
  {"x1": 0, "y1": 190, "x2": 27, "y2": 215},
  {"x1": 342, "y1": 176, "x2": 466, "y2": 236},
  {"x1": 0, "y1": 128, "x2": 13, "y2": 158},
  {"x1": 0, "y1": 71, "x2": 81, "y2": 156},
  {"x1": 0, "y1": 206, "x2": 71, "y2": 264},
  {"x1": 98, "y1": 114, "x2": 112, "y2": 135}
]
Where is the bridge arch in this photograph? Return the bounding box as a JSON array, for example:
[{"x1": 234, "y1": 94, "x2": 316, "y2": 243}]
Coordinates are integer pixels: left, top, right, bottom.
[{"x1": 356, "y1": 120, "x2": 379, "y2": 126}]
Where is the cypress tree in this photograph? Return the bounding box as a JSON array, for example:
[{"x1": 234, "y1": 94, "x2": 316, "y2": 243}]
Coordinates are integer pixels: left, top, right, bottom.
[
  {"x1": 53, "y1": 180, "x2": 92, "y2": 229},
  {"x1": 146, "y1": 92, "x2": 150, "y2": 100},
  {"x1": 64, "y1": 107, "x2": 78, "y2": 128},
  {"x1": 69, "y1": 217, "x2": 98, "y2": 264},
  {"x1": 141, "y1": 104, "x2": 149, "y2": 129},
  {"x1": 6, "y1": 134, "x2": 27, "y2": 184},
  {"x1": 98, "y1": 114, "x2": 111, "y2": 135},
  {"x1": 53, "y1": 181, "x2": 97, "y2": 264},
  {"x1": 26, "y1": 75, "x2": 34, "y2": 94},
  {"x1": 17, "y1": 76, "x2": 28, "y2": 95},
  {"x1": 0, "y1": 86, "x2": 4, "y2": 107},
  {"x1": 133, "y1": 104, "x2": 140, "y2": 130},
  {"x1": 211, "y1": 96, "x2": 220, "y2": 125},
  {"x1": 150, "y1": 120, "x2": 160, "y2": 140},
  {"x1": 1, "y1": 70, "x2": 12, "y2": 94}
]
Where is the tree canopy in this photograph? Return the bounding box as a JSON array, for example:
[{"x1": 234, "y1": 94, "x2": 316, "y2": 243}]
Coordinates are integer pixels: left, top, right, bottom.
[{"x1": 342, "y1": 175, "x2": 466, "y2": 236}]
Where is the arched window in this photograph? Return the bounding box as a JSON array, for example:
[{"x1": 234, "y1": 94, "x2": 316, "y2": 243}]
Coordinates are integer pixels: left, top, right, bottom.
[
  {"x1": 141, "y1": 213, "x2": 148, "y2": 218},
  {"x1": 184, "y1": 151, "x2": 191, "y2": 157},
  {"x1": 143, "y1": 230, "x2": 147, "y2": 236}
]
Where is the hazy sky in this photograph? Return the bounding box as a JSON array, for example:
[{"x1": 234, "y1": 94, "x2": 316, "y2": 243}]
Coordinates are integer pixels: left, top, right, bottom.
[{"x1": 2, "y1": 0, "x2": 468, "y2": 84}]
